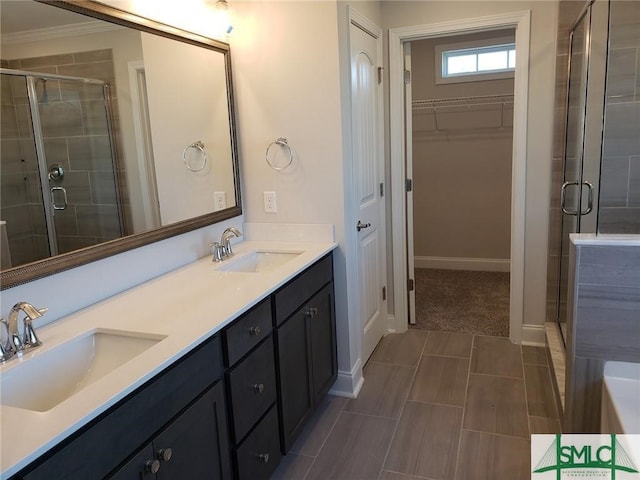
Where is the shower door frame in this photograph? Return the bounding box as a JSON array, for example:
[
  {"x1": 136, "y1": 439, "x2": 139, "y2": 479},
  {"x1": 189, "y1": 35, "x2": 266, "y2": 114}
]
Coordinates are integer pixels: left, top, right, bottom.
[
  {"x1": 556, "y1": 0, "x2": 609, "y2": 344},
  {"x1": 1, "y1": 68, "x2": 124, "y2": 258}
]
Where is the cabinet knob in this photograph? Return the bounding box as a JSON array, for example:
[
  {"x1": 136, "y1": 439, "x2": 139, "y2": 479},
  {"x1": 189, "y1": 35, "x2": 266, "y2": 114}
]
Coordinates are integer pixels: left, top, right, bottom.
[
  {"x1": 249, "y1": 325, "x2": 261, "y2": 336},
  {"x1": 157, "y1": 448, "x2": 173, "y2": 462},
  {"x1": 305, "y1": 307, "x2": 318, "y2": 318},
  {"x1": 252, "y1": 383, "x2": 265, "y2": 394},
  {"x1": 257, "y1": 453, "x2": 270, "y2": 464},
  {"x1": 145, "y1": 459, "x2": 161, "y2": 474}
]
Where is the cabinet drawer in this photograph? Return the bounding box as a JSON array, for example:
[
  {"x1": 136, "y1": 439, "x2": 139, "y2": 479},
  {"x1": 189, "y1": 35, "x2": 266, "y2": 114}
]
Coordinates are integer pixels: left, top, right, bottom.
[
  {"x1": 274, "y1": 253, "x2": 332, "y2": 326},
  {"x1": 228, "y1": 336, "x2": 277, "y2": 442},
  {"x1": 235, "y1": 406, "x2": 282, "y2": 480},
  {"x1": 224, "y1": 299, "x2": 272, "y2": 366}
]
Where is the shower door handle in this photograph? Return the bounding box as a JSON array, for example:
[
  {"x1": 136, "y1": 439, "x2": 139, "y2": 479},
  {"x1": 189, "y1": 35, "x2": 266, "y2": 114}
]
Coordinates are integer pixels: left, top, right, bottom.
[
  {"x1": 50, "y1": 186, "x2": 68, "y2": 211},
  {"x1": 581, "y1": 181, "x2": 593, "y2": 215},
  {"x1": 560, "y1": 181, "x2": 580, "y2": 215},
  {"x1": 561, "y1": 181, "x2": 593, "y2": 216}
]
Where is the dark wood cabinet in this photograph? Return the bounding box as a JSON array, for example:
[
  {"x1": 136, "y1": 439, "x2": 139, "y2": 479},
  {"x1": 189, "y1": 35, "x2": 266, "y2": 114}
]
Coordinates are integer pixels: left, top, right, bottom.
[
  {"x1": 18, "y1": 335, "x2": 228, "y2": 480},
  {"x1": 12, "y1": 252, "x2": 336, "y2": 480},
  {"x1": 275, "y1": 255, "x2": 337, "y2": 452},
  {"x1": 109, "y1": 381, "x2": 231, "y2": 480}
]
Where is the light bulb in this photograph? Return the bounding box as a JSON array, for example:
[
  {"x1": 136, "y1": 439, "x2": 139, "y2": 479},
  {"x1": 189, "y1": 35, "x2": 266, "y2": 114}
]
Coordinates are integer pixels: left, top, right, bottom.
[{"x1": 214, "y1": 0, "x2": 233, "y2": 35}]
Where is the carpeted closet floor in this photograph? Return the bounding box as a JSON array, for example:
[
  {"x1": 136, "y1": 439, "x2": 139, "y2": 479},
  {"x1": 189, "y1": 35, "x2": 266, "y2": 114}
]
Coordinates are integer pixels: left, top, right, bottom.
[{"x1": 412, "y1": 268, "x2": 510, "y2": 337}]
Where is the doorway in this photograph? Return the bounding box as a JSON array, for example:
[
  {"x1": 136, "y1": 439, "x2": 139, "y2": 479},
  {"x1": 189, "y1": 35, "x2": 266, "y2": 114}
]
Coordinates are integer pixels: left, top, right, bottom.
[
  {"x1": 406, "y1": 31, "x2": 515, "y2": 337},
  {"x1": 389, "y1": 11, "x2": 531, "y2": 344}
]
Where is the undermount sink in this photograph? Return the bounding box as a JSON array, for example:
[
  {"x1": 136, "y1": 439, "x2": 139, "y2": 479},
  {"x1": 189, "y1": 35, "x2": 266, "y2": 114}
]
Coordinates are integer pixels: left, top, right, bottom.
[
  {"x1": 216, "y1": 250, "x2": 302, "y2": 273},
  {"x1": 1, "y1": 329, "x2": 166, "y2": 412}
]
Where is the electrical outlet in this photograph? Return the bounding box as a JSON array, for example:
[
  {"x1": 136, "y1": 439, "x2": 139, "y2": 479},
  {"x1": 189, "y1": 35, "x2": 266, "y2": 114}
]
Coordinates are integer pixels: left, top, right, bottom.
[
  {"x1": 263, "y1": 191, "x2": 277, "y2": 213},
  {"x1": 213, "y1": 191, "x2": 226, "y2": 211}
]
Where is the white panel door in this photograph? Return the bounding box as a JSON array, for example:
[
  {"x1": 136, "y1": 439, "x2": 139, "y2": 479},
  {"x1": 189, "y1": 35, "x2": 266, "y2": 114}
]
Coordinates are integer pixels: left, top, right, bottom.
[
  {"x1": 404, "y1": 42, "x2": 416, "y2": 325},
  {"x1": 350, "y1": 13, "x2": 386, "y2": 364}
]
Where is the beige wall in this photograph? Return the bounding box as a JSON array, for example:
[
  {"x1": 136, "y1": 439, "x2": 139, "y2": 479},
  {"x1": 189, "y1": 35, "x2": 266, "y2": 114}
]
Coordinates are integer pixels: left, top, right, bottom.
[{"x1": 410, "y1": 33, "x2": 513, "y2": 262}]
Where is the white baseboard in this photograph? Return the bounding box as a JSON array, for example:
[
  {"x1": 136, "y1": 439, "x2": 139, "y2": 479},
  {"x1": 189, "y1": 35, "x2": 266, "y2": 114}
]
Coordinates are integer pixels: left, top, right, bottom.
[
  {"x1": 329, "y1": 358, "x2": 364, "y2": 399},
  {"x1": 414, "y1": 256, "x2": 510, "y2": 272},
  {"x1": 520, "y1": 324, "x2": 546, "y2": 346}
]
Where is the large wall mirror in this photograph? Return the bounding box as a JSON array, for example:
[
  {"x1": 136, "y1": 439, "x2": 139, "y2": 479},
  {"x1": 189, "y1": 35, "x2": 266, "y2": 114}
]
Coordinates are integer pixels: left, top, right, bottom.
[{"x1": 0, "y1": 0, "x2": 242, "y2": 289}]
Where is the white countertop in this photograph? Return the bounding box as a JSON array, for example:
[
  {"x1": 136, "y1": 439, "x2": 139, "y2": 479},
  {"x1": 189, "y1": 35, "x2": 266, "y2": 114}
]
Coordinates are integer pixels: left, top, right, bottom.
[{"x1": 0, "y1": 239, "x2": 336, "y2": 479}]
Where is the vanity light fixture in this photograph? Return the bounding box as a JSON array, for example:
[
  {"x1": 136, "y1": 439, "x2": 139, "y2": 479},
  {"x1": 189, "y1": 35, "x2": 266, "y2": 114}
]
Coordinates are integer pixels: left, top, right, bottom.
[{"x1": 214, "y1": 0, "x2": 233, "y2": 35}]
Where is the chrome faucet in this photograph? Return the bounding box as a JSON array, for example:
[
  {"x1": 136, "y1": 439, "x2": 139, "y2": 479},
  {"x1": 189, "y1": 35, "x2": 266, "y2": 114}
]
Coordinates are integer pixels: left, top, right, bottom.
[
  {"x1": 210, "y1": 227, "x2": 243, "y2": 262},
  {"x1": 0, "y1": 302, "x2": 47, "y2": 362}
]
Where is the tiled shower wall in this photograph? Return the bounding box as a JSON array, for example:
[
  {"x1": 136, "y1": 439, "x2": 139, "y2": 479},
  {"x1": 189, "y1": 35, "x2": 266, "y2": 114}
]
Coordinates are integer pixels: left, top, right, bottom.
[
  {"x1": 1, "y1": 49, "x2": 125, "y2": 266},
  {"x1": 563, "y1": 237, "x2": 640, "y2": 432},
  {"x1": 546, "y1": 0, "x2": 640, "y2": 324},
  {"x1": 598, "y1": 1, "x2": 640, "y2": 233}
]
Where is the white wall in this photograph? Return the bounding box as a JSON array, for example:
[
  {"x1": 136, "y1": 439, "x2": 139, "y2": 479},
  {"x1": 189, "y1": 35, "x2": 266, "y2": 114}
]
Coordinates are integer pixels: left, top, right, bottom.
[
  {"x1": 141, "y1": 33, "x2": 235, "y2": 224},
  {"x1": 383, "y1": 1, "x2": 558, "y2": 332}
]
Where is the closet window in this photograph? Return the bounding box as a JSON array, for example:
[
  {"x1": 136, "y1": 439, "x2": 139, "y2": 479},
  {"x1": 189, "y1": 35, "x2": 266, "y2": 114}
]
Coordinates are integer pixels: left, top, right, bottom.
[{"x1": 435, "y1": 37, "x2": 515, "y2": 84}]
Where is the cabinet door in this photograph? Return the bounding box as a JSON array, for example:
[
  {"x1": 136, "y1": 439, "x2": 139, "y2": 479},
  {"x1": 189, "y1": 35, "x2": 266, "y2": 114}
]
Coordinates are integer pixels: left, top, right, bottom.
[
  {"x1": 309, "y1": 283, "x2": 337, "y2": 403},
  {"x1": 155, "y1": 381, "x2": 231, "y2": 480},
  {"x1": 276, "y1": 308, "x2": 313, "y2": 452}
]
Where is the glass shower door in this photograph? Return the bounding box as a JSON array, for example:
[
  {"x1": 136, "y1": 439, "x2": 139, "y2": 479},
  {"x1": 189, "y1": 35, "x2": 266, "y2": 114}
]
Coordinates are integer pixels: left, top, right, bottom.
[
  {"x1": 558, "y1": 6, "x2": 591, "y2": 343},
  {"x1": 557, "y1": 0, "x2": 608, "y2": 343},
  {"x1": 0, "y1": 74, "x2": 49, "y2": 267},
  {"x1": 30, "y1": 76, "x2": 123, "y2": 255}
]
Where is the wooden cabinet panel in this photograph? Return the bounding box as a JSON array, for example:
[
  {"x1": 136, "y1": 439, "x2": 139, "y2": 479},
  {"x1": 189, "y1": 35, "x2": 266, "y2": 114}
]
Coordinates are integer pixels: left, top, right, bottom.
[
  {"x1": 234, "y1": 407, "x2": 281, "y2": 480},
  {"x1": 109, "y1": 382, "x2": 231, "y2": 480},
  {"x1": 276, "y1": 310, "x2": 314, "y2": 452},
  {"x1": 227, "y1": 337, "x2": 277, "y2": 442},
  {"x1": 309, "y1": 284, "x2": 337, "y2": 403},
  {"x1": 155, "y1": 382, "x2": 231, "y2": 480},
  {"x1": 274, "y1": 254, "x2": 332, "y2": 326},
  {"x1": 224, "y1": 299, "x2": 272, "y2": 366}
]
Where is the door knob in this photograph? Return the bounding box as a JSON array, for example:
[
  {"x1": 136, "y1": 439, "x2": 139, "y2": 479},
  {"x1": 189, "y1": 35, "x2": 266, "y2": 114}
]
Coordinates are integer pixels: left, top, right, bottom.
[{"x1": 356, "y1": 221, "x2": 371, "y2": 232}]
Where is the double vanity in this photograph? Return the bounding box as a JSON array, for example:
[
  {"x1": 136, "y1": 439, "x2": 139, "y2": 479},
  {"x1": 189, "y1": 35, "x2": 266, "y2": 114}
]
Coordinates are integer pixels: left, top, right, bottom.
[{"x1": 1, "y1": 236, "x2": 338, "y2": 479}]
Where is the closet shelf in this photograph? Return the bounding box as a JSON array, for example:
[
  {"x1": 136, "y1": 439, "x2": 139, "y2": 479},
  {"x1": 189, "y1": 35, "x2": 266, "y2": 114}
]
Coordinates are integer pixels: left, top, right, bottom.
[
  {"x1": 412, "y1": 93, "x2": 514, "y2": 132},
  {"x1": 412, "y1": 93, "x2": 514, "y2": 111}
]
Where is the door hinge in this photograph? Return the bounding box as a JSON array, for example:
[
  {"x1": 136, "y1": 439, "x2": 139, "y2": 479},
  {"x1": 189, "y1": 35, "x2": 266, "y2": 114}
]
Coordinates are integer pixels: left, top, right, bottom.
[
  {"x1": 377, "y1": 66, "x2": 383, "y2": 84},
  {"x1": 379, "y1": 182, "x2": 384, "y2": 197},
  {"x1": 404, "y1": 69, "x2": 411, "y2": 84},
  {"x1": 408, "y1": 278, "x2": 414, "y2": 291},
  {"x1": 405, "y1": 178, "x2": 413, "y2": 192},
  {"x1": 382, "y1": 286, "x2": 386, "y2": 301}
]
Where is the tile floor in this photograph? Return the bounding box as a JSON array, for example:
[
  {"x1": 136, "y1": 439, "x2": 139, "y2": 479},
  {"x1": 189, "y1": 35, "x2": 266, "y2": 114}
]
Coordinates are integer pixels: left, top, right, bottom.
[{"x1": 271, "y1": 330, "x2": 560, "y2": 480}]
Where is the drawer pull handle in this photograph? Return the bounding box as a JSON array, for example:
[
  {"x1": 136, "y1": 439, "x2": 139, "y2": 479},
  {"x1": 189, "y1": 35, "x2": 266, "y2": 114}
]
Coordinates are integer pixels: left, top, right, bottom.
[
  {"x1": 253, "y1": 383, "x2": 265, "y2": 394},
  {"x1": 157, "y1": 448, "x2": 173, "y2": 462},
  {"x1": 145, "y1": 459, "x2": 161, "y2": 474},
  {"x1": 257, "y1": 453, "x2": 270, "y2": 464},
  {"x1": 249, "y1": 325, "x2": 261, "y2": 336},
  {"x1": 305, "y1": 307, "x2": 318, "y2": 318}
]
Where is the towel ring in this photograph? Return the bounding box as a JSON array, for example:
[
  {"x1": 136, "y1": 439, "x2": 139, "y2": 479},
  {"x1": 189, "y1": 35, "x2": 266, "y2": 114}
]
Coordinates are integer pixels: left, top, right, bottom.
[
  {"x1": 183, "y1": 140, "x2": 208, "y2": 173},
  {"x1": 265, "y1": 137, "x2": 293, "y2": 171}
]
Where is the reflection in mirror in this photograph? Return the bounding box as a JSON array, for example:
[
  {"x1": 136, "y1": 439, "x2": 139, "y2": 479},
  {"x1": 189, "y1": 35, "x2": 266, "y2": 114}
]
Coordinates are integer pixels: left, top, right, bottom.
[{"x1": 0, "y1": 0, "x2": 241, "y2": 287}]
